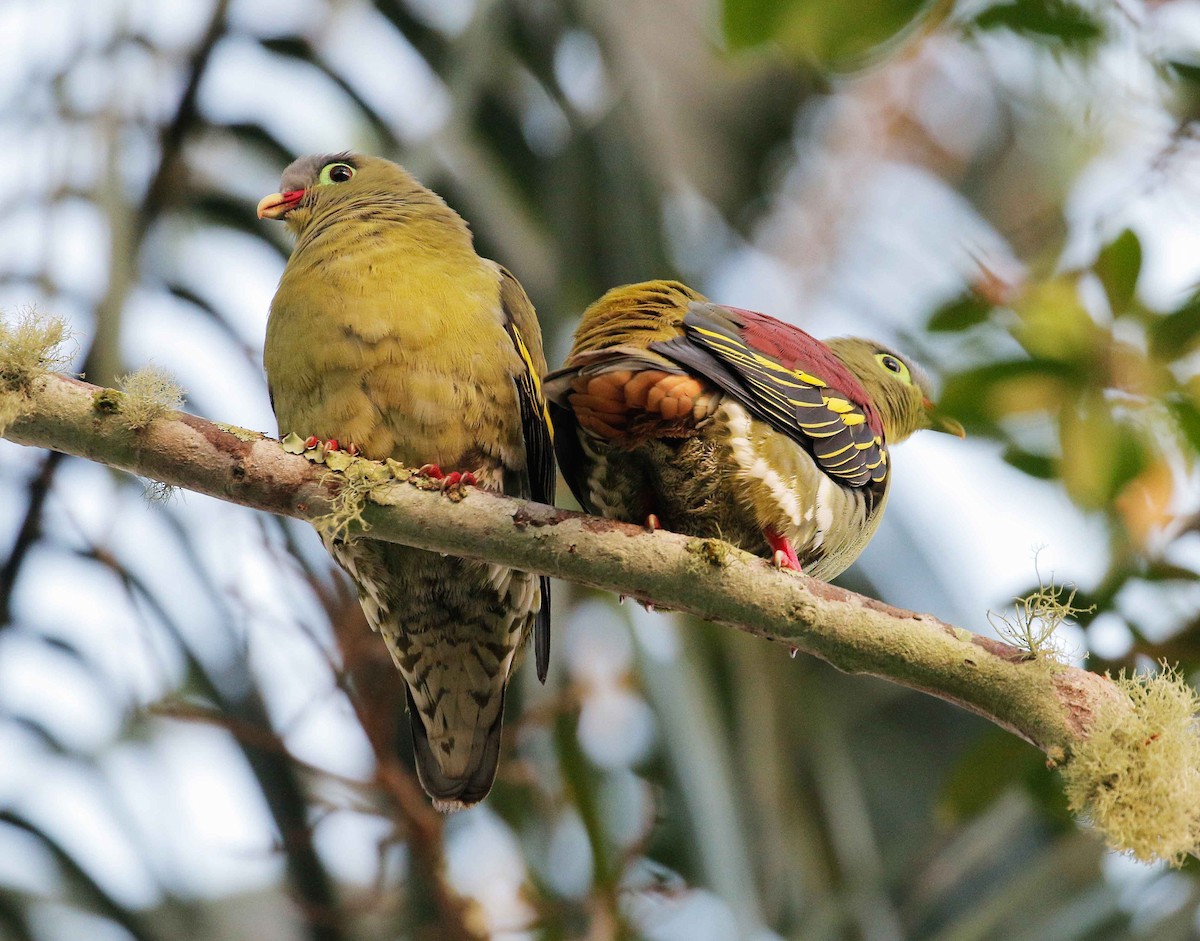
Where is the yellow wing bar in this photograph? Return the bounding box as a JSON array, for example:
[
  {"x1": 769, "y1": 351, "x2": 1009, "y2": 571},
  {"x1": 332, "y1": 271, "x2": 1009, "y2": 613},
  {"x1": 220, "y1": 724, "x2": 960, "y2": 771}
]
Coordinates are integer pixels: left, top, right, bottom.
[{"x1": 654, "y1": 308, "x2": 890, "y2": 490}]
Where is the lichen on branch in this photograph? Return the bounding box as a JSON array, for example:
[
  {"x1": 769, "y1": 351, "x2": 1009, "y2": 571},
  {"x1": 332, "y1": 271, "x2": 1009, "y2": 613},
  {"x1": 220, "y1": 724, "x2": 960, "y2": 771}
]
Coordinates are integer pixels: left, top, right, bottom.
[
  {"x1": 987, "y1": 557, "x2": 1093, "y2": 663},
  {"x1": 1062, "y1": 664, "x2": 1200, "y2": 865},
  {"x1": 0, "y1": 309, "x2": 74, "y2": 433},
  {"x1": 117, "y1": 366, "x2": 185, "y2": 431}
]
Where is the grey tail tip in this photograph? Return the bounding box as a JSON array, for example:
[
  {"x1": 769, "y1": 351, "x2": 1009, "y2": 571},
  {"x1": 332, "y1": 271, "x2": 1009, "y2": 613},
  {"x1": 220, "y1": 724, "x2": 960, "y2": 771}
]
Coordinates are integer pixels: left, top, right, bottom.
[{"x1": 405, "y1": 686, "x2": 505, "y2": 809}]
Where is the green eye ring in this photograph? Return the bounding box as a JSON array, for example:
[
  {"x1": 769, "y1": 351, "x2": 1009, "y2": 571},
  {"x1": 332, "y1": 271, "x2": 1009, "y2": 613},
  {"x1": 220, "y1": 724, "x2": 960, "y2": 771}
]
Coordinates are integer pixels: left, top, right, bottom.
[
  {"x1": 318, "y1": 162, "x2": 356, "y2": 185},
  {"x1": 876, "y1": 352, "x2": 912, "y2": 384}
]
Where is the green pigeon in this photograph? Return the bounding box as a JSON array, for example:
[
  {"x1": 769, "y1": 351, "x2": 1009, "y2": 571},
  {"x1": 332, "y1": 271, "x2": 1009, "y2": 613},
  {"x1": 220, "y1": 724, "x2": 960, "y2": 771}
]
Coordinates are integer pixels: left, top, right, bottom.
[
  {"x1": 258, "y1": 153, "x2": 554, "y2": 810},
  {"x1": 545, "y1": 280, "x2": 962, "y2": 578}
]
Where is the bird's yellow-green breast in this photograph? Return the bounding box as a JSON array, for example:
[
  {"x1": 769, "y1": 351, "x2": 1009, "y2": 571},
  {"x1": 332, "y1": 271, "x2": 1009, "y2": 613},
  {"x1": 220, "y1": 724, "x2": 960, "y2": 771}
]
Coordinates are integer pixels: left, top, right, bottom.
[{"x1": 264, "y1": 158, "x2": 533, "y2": 478}]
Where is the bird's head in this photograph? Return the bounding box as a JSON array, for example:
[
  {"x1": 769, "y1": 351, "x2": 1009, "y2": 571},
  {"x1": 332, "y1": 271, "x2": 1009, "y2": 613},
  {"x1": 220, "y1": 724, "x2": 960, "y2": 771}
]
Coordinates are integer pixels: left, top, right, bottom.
[
  {"x1": 825, "y1": 337, "x2": 965, "y2": 444},
  {"x1": 256, "y1": 153, "x2": 444, "y2": 237}
]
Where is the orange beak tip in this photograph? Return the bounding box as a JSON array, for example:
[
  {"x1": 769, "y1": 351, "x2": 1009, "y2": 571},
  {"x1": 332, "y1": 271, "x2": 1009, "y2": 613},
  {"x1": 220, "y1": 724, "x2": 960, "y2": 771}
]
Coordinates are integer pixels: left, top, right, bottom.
[
  {"x1": 256, "y1": 189, "x2": 304, "y2": 220},
  {"x1": 924, "y1": 398, "x2": 966, "y2": 438}
]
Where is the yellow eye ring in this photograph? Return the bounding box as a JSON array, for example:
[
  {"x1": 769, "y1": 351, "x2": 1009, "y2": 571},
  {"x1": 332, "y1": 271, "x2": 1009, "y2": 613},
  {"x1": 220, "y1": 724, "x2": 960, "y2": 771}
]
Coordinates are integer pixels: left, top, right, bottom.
[
  {"x1": 318, "y1": 162, "x2": 356, "y2": 185},
  {"x1": 876, "y1": 352, "x2": 912, "y2": 384}
]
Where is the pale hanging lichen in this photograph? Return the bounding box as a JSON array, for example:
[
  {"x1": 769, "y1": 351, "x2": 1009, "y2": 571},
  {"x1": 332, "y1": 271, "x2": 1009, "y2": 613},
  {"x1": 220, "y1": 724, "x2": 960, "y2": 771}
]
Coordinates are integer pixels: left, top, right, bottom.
[
  {"x1": 115, "y1": 366, "x2": 187, "y2": 502},
  {"x1": 0, "y1": 309, "x2": 74, "y2": 433},
  {"x1": 987, "y1": 558, "x2": 1091, "y2": 662},
  {"x1": 302, "y1": 445, "x2": 463, "y2": 542},
  {"x1": 143, "y1": 479, "x2": 177, "y2": 505},
  {"x1": 1061, "y1": 664, "x2": 1200, "y2": 866},
  {"x1": 308, "y1": 450, "x2": 395, "y2": 542},
  {"x1": 117, "y1": 366, "x2": 185, "y2": 431}
]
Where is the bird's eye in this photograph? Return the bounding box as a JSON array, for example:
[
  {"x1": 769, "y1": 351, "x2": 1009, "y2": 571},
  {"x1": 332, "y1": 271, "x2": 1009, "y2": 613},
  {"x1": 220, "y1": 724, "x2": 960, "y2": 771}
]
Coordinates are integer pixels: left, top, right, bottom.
[
  {"x1": 318, "y1": 162, "x2": 356, "y2": 185},
  {"x1": 875, "y1": 352, "x2": 912, "y2": 383}
]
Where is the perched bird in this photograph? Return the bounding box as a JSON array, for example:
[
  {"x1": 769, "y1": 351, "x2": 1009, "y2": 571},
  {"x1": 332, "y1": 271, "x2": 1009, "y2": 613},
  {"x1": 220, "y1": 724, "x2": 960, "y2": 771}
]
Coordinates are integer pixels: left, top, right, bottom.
[
  {"x1": 258, "y1": 153, "x2": 554, "y2": 810},
  {"x1": 545, "y1": 280, "x2": 961, "y2": 579}
]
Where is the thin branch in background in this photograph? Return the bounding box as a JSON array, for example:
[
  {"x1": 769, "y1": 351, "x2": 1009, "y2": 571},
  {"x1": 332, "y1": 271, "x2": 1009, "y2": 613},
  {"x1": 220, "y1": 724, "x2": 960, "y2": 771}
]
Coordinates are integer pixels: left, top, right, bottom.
[
  {"x1": 135, "y1": 0, "x2": 234, "y2": 239},
  {"x1": 87, "y1": 546, "x2": 347, "y2": 941},
  {"x1": 84, "y1": 0, "x2": 233, "y2": 384},
  {"x1": 0, "y1": 449, "x2": 63, "y2": 627}
]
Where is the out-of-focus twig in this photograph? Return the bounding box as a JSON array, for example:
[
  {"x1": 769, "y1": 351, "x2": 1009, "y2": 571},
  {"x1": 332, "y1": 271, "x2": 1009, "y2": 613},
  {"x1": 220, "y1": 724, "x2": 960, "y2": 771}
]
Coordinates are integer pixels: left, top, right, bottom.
[{"x1": 0, "y1": 449, "x2": 62, "y2": 627}]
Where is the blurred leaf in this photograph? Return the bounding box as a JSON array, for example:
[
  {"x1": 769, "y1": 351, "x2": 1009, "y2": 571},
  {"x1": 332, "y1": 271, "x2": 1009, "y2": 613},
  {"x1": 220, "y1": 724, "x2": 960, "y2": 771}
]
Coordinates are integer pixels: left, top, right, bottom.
[
  {"x1": 259, "y1": 36, "x2": 395, "y2": 146},
  {"x1": 1093, "y1": 228, "x2": 1141, "y2": 314},
  {"x1": 723, "y1": 0, "x2": 787, "y2": 49},
  {"x1": 1167, "y1": 395, "x2": 1200, "y2": 454},
  {"x1": 1115, "y1": 459, "x2": 1176, "y2": 549},
  {"x1": 941, "y1": 729, "x2": 1070, "y2": 825},
  {"x1": 1149, "y1": 292, "x2": 1200, "y2": 362},
  {"x1": 1012, "y1": 276, "x2": 1100, "y2": 363},
  {"x1": 1168, "y1": 59, "x2": 1200, "y2": 86},
  {"x1": 928, "y1": 294, "x2": 993, "y2": 332},
  {"x1": 371, "y1": 2, "x2": 447, "y2": 70},
  {"x1": 258, "y1": 36, "x2": 309, "y2": 59},
  {"x1": 1001, "y1": 445, "x2": 1055, "y2": 480},
  {"x1": 1058, "y1": 396, "x2": 1148, "y2": 510},
  {"x1": 723, "y1": 0, "x2": 931, "y2": 66},
  {"x1": 972, "y1": 0, "x2": 1104, "y2": 46},
  {"x1": 1139, "y1": 560, "x2": 1200, "y2": 584},
  {"x1": 220, "y1": 122, "x2": 295, "y2": 168},
  {"x1": 190, "y1": 193, "x2": 265, "y2": 239},
  {"x1": 10, "y1": 715, "x2": 74, "y2": 756},
  {"x1": 939, "y1": 359, "x2": 1073, "y2": 428}
]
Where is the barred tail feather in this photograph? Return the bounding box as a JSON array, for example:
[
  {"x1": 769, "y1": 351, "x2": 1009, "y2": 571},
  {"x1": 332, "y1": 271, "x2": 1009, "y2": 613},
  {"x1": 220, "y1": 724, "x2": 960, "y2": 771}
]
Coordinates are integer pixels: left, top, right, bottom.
[{"x1": 405, "y1": 685, "x2": 506, "y2": 813}]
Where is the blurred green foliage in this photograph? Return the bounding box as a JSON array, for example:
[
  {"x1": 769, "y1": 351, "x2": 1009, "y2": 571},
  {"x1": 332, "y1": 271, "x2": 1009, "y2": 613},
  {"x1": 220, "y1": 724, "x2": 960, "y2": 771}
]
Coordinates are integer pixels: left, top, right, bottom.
[
  {"x1": 970, "y1": 0, "x2": 1105, "y2": 46},
  {"x1": 723, "y1": 0, "x2": 932, "y2": 65}
]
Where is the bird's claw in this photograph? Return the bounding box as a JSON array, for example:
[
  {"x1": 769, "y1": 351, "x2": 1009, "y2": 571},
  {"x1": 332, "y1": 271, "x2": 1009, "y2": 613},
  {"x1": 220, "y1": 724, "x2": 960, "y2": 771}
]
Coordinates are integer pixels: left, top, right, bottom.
[
  {"x1": 302, "y1": 437, "x2": 344, "y2": 452},
  {"x1": 771, "y1": 549, "x2": 803, "y2": 573},
  {"x1": 416, "y1": 465, "x2": 477, "y2": 490},
  {"x1": 765, "y1": 527, "x2": 803, "y2": 573},
  {"x1": 301, "y1": 435, "x2": 353, "y2": 454},
  {"x1": 645, "y1": 513, "x2": 661, "y2": 532}
]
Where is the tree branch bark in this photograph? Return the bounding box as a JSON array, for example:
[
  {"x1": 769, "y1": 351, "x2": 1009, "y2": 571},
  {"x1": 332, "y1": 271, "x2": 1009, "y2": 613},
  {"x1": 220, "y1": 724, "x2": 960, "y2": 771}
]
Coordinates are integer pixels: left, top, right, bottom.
[{"x1": 3, "y1": 371, "x2": 1125, "y2": 763}]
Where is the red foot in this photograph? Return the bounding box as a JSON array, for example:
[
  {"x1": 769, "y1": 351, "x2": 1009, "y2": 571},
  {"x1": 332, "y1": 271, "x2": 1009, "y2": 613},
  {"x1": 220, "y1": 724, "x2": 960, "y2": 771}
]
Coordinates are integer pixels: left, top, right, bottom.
[
  {"x1": 417, "y1": 465, "x2": 477, "y2": 489},
  {"x1": 645, "y1": 513, "x2": 661, "y2": 531},
  {"x1": 764, "y1": 527, "x2": 802, "y2": 573},
  {"x1": 302, "y1": 436, "x2": 357, "y2": 454}
]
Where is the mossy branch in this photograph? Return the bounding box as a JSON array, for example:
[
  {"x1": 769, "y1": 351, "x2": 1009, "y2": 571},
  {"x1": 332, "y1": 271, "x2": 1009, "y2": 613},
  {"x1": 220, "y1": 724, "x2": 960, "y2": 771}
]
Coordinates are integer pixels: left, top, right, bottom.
[{"x1": 3, "y1": 361, "x2": 1198, "y2": 866}]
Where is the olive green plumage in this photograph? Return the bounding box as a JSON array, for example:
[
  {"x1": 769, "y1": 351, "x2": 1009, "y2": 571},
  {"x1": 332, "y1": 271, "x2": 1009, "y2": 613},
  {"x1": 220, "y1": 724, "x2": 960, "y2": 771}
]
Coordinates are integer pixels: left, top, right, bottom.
[
  {"x1": 259, "y1": 153, "x2": 553, "y2": 810},
  {"x1": 546, "y1": 280, "x2": 960, "y2": 579}
]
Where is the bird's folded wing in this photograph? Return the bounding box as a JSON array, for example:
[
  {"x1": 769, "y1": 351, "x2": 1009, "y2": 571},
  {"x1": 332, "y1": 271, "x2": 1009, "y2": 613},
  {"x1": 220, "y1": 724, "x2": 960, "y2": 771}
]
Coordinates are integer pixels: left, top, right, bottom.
[
  {"x1": 651, "y1": 302, "x2": 887, "y2": 489},
  {"x1": 499, "y1": 269, "x2": 554, "y2": 682}
]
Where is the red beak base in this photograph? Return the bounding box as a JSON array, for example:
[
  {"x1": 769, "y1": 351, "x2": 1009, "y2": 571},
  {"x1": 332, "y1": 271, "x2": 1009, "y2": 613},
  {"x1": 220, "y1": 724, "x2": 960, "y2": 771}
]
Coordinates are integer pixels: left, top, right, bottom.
[{"x1": 256, "y1": 188, "x2": 306, "y2": 220}]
